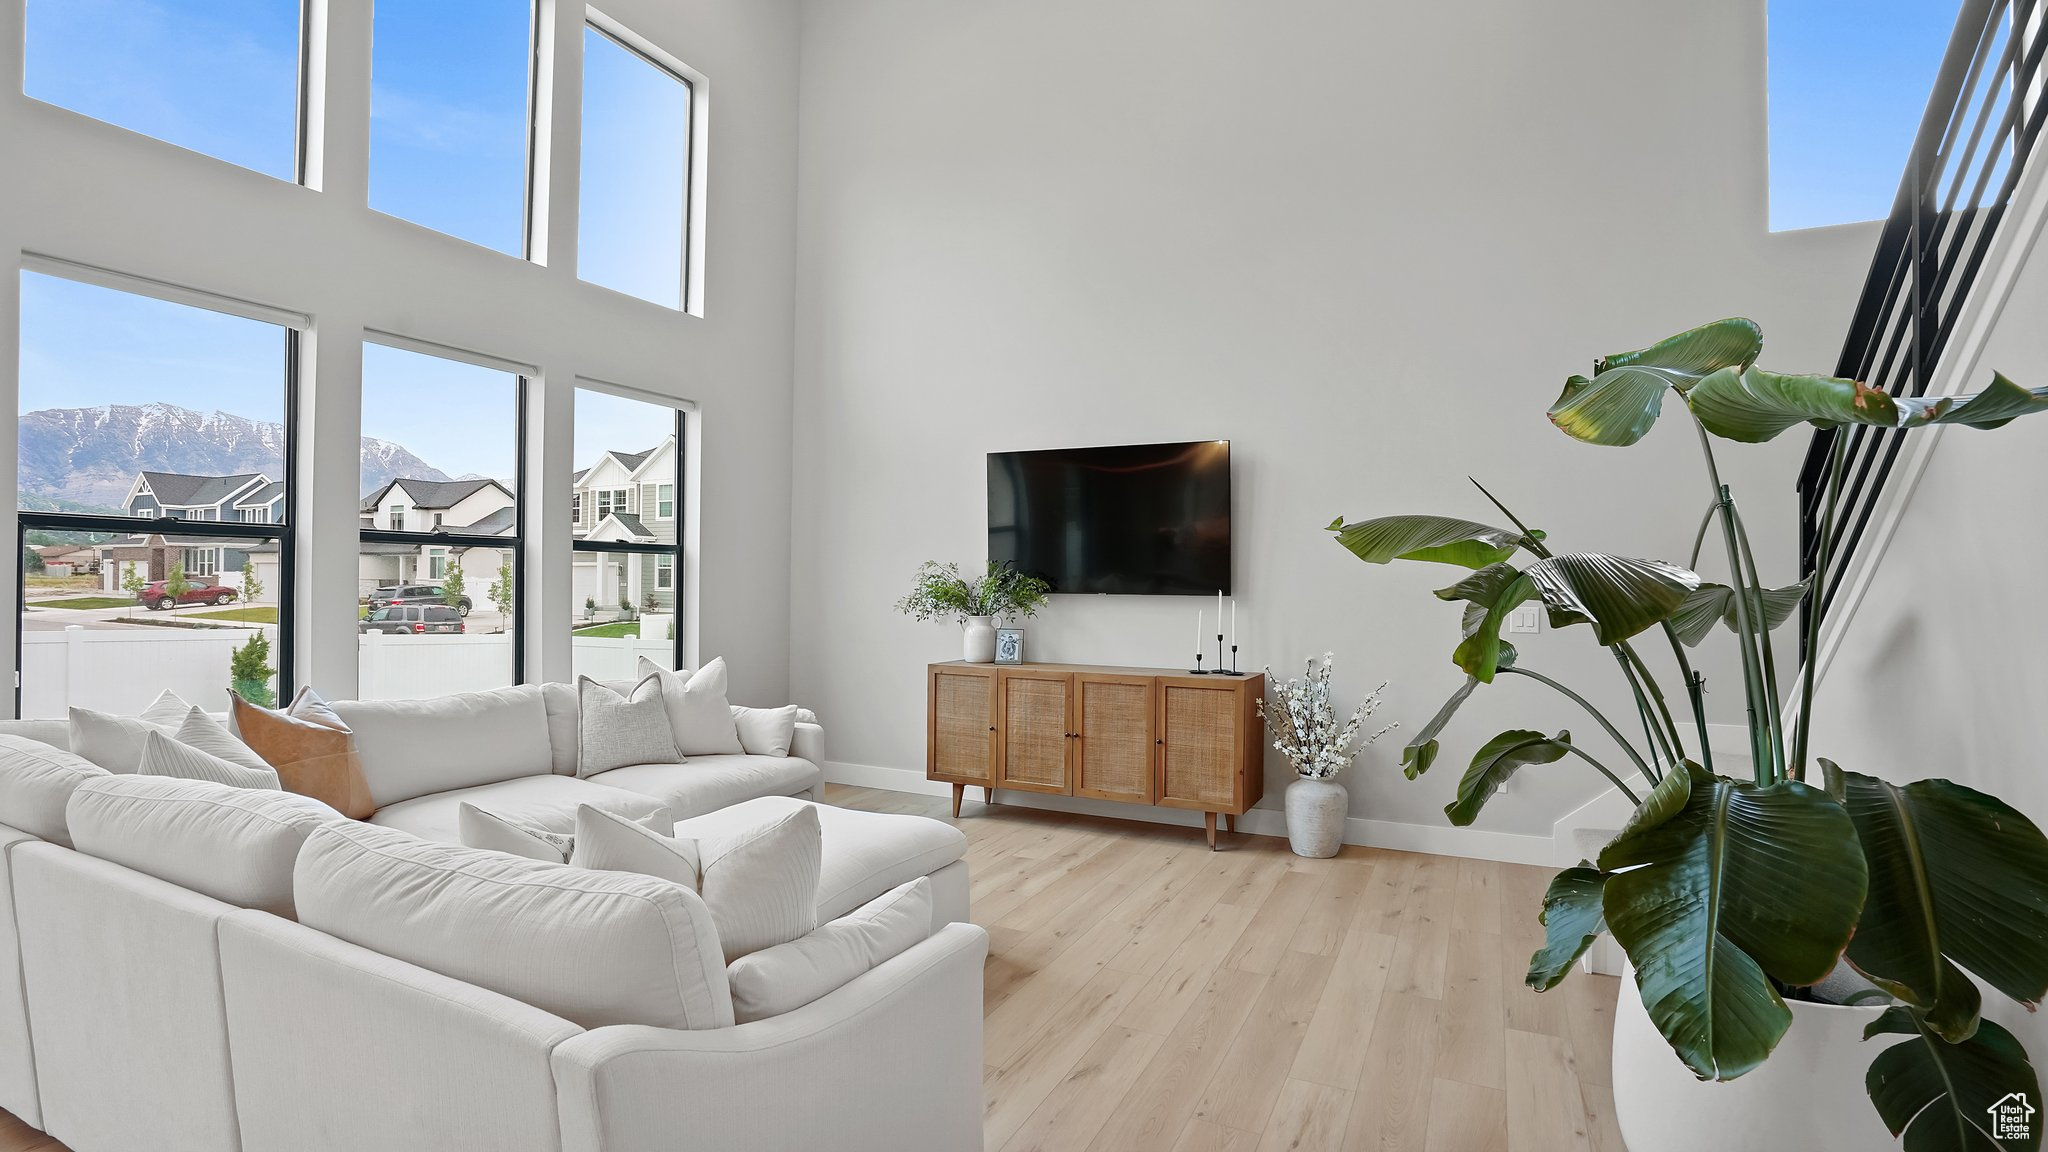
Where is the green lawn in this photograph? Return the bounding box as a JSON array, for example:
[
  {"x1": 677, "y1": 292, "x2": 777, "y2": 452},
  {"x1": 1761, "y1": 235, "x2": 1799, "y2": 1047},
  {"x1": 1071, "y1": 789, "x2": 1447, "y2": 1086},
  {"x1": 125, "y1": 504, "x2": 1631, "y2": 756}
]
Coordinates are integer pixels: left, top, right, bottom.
[
  {"x1": 26, "y1": 596, "x2": 135, "y2": 610},
  {"x1": 189, "y1": 606, "x2": 280, "y2": 624},
  {"x1": 573, "y1": 621, "x2": 640, "y2": 639}
]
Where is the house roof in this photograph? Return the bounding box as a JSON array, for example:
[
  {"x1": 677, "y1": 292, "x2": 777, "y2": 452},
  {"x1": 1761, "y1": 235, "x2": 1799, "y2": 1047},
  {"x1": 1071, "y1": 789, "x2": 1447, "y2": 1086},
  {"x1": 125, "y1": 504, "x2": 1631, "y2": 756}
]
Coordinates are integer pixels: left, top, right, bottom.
[
  {"x1": 140, "y1": 471, "x2": 267, "y2": 508},
  {"x1": 573, "y1": 442, "x2": 666, "y2": 485},
  {"x1": 235, "y1": 481, "x2": 284, "y2": 508},
  {"x1": 457, "y1": 506, "x2": 517, "y2": 536},
  {"x1": 585, "y1": 513, "x2": 655, "y2": 543},
  {"x1": 362, "y1": 477, "x2": 509, "y2": 511}
]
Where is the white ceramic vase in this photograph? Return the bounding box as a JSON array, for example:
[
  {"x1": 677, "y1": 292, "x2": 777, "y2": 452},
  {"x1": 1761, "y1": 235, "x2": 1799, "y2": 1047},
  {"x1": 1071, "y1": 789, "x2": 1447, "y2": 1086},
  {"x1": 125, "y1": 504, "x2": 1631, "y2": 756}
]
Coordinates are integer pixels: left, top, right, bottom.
[
  {"x1": 1611, "y1": 962, "x2": 1892, "y2": 1152},
  {"x1": 962, "y1": 616, "x2": 997, "y2": 663},
  {"x1": 1285, "y1": 777, "x2": 1346, "y2": 858}
]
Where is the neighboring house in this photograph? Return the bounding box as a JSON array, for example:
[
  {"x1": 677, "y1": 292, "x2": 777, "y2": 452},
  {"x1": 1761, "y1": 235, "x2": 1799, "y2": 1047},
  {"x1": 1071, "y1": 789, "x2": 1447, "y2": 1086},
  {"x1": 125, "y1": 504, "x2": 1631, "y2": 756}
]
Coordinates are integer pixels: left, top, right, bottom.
[
  {"x1": 97, "y1": 470, "x2": 284, "y2": 596},
  {"x1": 569, "y1": 437, "x2": 678, "y2": 615},
  {"x1": 358, "y1": 478, "x2": 518, "y2": 596},
  {"x1": 34, "y1": 544, "x2": 98, "y2": 576}
]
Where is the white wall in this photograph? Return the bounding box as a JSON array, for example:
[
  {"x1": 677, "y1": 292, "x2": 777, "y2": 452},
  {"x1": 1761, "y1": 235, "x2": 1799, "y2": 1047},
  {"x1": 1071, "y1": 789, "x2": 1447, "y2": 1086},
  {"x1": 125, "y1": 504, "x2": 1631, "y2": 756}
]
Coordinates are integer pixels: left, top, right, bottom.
[
  {"x1": 0, "y1": 0, "x2": 801, "y2": 709},
  {"x1": 789, "y1": 0, "x2": 1879, "y2": 842}
]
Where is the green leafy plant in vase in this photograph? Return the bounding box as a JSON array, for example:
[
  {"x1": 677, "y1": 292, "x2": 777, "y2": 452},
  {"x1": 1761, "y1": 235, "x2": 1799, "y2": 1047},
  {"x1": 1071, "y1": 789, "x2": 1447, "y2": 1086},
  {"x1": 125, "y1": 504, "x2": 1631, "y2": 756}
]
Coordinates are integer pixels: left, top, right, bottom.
[
  {"x1": 1330, "y1": 318, "x2": 2048, "y2": 1149},
  {"x1": 896, "y1": 560, "x2": 1051, "y2": 663}
]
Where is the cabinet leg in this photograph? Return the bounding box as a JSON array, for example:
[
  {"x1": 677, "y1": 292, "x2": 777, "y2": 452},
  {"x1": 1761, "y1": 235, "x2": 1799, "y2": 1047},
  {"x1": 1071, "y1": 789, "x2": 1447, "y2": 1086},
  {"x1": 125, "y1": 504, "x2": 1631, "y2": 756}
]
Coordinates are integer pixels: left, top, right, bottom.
[
  {"x1": 1224, "y1": 813, "x2": 1235, "y2": 834},
  {"x1": 1205, "y1": 811, "x2": 1218, "y2": 850},
  {"x1": 951, "y1": 783, "x2": 964, "y2": 820},
  {"x1": 986, "y1": 786, "x2": 998, "y2": 807}
]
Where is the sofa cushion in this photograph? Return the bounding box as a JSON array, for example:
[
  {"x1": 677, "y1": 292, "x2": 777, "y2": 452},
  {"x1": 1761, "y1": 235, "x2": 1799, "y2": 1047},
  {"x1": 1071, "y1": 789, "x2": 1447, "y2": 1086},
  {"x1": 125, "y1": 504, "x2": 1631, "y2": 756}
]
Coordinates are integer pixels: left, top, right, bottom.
[
  {"x1": 0, "y1": 735, "x2": 108, "y2": 846},
  {"x1": 457, "y1": 803, "x2": 573, "y2": 863},
  {"x1": 570, "y1": 804, "x2": 699, "y2": 887},
  {"x1": 331, "y1": 686, "x2": 553, "y2": 809},
  {"x1": 674, "y1": 796, "x2": 968, "y2": 922},
  {"x1": 294, "y1": 821, "x2": 733, "y2": 1030},
  {"x1": 698, "y1": 802, "x2": 820, "y2": 962},
  {"x1": 576, "y1": 676, "x2": 681, "y2": 777},
  {"x1": 66, "y1": 775, "x2": 341, "y2": 917},
  {"x1": 586, "y1": 755, "x2": 820, "y2": 821},
  {"x1": 540, "y1": 682, "x2": 579, "y2": 776},
  {"x1": 732, "y1": 705, "x2": 799, "y2": 758},
  {"x1": 0, "y1": 720, "x2": 72, "y2": 752},
  {"x1": 370, "y1": 773, "x2": 673, "y2": 845},
  {"x1": 231, "y1": 688, "x2": 375, "y2": 819},
  {"x1": 638, "y1": 657, "x2": 744, "y2": 756},
  {"x1": 725, "y1": 877, "x2": 931, "y2": 1023}
]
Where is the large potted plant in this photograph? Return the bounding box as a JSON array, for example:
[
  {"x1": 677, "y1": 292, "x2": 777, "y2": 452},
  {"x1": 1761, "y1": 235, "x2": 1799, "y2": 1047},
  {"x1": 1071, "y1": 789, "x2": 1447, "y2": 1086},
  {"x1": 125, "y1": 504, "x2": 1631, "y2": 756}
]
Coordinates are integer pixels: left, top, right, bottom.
[
  {"x1": 896, "y1": 560, "x2": 1051, "y2": 662},
  {"x1": 1331, "y1": 318, "x2": 2048, "y2": 1151}
]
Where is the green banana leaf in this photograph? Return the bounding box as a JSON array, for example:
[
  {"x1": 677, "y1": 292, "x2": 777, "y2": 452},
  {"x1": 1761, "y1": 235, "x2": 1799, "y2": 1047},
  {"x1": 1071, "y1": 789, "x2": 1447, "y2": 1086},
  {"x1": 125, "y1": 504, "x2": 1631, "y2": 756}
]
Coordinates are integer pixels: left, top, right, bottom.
[
  {"x1": 1865, "y1": 1007, "x2": 2041, "y2": 1151},
  {"x1": 1401, "y1": 675, "x2": 1481, "y2": 779},
  {"x1": 1668, "y1": 580, "x2": 1810, "y2": 647},
  {"x1": 1528, "y1": 864, "x2": 1606, "y2": 992},
  {"x1": 1547, "y1": 318, "x2": 1763, "y2": 446},
  {"x1": 1521, "y1": 553, "x2": 1700, "y2": 645},
  {"x1": 1830, "y1": 763, "x2": 2048, "y2": 1043},
  {"x1": 1688, "y1": 366, "x2": 2048, "y2": 443},
  {"x1": 1446, "y1": 729, "x2": 1572, "y2": 826},
  {"x1": 1327, "y1": 515, "x2": 1524, "y2": 569},
  {"x1": 1435, "y1": 564, "x2": 1536, "y2": 682},
  {"x1": 1600, "y1": 763, "x2": 1869, "y2": 1080}
]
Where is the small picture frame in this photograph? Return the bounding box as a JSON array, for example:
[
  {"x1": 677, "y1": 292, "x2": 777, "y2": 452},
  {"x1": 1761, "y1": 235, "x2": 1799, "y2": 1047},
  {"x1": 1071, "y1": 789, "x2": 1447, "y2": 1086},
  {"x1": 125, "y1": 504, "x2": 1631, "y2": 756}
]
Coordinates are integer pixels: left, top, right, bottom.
[{"x1": 994, "y1": 627, "x2": 1025, "y2": 665}]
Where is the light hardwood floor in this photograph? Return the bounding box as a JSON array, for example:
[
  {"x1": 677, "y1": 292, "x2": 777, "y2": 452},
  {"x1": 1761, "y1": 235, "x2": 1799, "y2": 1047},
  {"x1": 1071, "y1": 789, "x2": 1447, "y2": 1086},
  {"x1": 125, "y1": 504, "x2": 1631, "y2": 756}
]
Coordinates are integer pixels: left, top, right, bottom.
[{"x1": 0, "y1": 784, "x2": 1626, "y2": 1152}]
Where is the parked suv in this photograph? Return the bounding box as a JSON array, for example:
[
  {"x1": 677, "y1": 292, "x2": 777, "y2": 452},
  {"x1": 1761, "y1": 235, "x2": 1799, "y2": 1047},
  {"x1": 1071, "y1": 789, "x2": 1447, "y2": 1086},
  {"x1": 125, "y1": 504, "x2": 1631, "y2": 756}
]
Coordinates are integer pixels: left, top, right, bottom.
[
  {"x1": 367, "y1": 583, "x2": 472, "y2": 616},
  {"x1": 138, "y1": 581, "x2": 239, "y2": 610},
  {"x1": 359, "y1": 604, "x2": 464, "y2": 635}
]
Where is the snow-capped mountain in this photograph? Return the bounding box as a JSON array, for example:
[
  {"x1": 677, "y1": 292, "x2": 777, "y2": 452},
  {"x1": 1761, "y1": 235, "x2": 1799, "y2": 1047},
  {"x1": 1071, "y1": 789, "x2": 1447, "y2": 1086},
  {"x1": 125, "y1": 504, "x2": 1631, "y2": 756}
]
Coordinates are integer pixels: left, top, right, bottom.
[{"x1": 18, "y1": 403, "x2": 450, "y2": 510}]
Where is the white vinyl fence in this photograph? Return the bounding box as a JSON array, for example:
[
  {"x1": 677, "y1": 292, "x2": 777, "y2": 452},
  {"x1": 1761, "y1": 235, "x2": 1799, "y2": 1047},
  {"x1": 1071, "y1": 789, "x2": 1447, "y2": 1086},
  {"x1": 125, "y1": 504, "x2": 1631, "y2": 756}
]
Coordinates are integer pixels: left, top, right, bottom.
[
  {"x1": 357, "y1": 632, "x2": 516, "y2": 700},
  {"x1": 571, "y1": 634, "x2": 680, "y2": 681}
]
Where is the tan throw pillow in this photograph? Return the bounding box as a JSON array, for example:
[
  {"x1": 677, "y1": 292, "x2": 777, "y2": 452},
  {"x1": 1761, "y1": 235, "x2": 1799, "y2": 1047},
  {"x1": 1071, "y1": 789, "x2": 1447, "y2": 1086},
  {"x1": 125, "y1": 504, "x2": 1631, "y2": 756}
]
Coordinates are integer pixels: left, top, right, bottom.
[
  {"x1": 569, "y1": 803, "x2": 701, "y2": 887},
  {"x1": 458, "y1": 803, "x2": 574, "y2": 863},
  {"x1": 230, "y1": 688, "x2": 375, "y2": 819}
]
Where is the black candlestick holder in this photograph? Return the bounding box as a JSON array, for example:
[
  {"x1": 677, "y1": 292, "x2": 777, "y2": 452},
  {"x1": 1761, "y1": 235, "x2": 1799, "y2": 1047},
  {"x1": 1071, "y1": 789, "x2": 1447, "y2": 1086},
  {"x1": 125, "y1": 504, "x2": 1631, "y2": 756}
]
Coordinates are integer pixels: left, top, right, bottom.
[
  {"x1": 1188, "y1": 653, "x2": 1209, "y2": 675},
  {"x1": 1211, "y1": 634, "x2": 1246, "y2": 676}
]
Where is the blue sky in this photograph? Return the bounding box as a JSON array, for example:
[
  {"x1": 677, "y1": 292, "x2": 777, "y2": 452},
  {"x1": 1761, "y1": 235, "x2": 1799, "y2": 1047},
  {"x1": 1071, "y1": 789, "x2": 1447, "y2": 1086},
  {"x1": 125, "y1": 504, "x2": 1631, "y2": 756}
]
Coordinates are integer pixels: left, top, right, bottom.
[
  {"x1": 17, "y1": 0, "x2": 688, "y2": 490},
  {"x1": 1768, "y1": 0, "x2": 1963, "y2": 231}
]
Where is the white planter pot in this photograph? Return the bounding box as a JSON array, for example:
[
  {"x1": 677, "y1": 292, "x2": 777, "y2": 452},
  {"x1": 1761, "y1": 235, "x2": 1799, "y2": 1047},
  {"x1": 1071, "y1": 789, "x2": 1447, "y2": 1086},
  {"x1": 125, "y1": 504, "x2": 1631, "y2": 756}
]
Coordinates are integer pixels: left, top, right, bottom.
[
  {"x1": 1611, "y1": 963, "x2": 1892, "y2": 1152},
  {"x1": 962, "y1": 616, "x2": 997, "y2": 663},
  {"x1": 1284, "y1": 777, "x2": 1346, "y2": 858}
]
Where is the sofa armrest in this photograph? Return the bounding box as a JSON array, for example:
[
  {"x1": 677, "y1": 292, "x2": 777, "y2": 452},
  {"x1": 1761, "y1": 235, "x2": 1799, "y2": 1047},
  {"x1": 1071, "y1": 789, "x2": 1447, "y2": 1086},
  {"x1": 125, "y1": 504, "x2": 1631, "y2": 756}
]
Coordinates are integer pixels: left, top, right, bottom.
[
  {"x1": 790, "y1": 721, "x2": 825, "y2": 768},
  {"x1": 552, "y1": 922, "x2": 986, "y2": 1152}
]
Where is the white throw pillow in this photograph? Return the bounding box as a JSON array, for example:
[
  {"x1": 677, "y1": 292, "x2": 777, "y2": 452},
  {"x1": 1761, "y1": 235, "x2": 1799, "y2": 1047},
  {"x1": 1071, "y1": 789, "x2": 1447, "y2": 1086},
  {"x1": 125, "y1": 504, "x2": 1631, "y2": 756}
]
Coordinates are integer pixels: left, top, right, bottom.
[
  {"x1": 698, "y1": 802, "x2": 821, "y2": 962},
  {"x1": 174, "y1": 707, "x2": 272, "y2": 772},
  {"x1": 458, "y1": 802, "x2": 574, "y2": 863},
  {"x1": 576, "y1": 674, "x2": 683, "y2": 776},
  {"x1": 69, "y1": 707, "x2": 172, "y2": 773},
  {"x1": 732, "y1": 705, "x2": 800, "y2": 758},
  {"x1": 570, "y1": 803, "x2": 701, "y2": 888},
  {"x1": 0, "y1": 734, "x2": 109, "y2": 846},
  {"x1": 636, "y1": 656, "x2": 744, "y2": 757},
  {"x1": 138, "y1": 730, "x2": 281, "y2": 790},
  {"x1": 139, "y1": 689, "x2": 195, "y2": 726},
  {"x1": 726, "y1": 878, "x2": 932, "y2": 1023}
]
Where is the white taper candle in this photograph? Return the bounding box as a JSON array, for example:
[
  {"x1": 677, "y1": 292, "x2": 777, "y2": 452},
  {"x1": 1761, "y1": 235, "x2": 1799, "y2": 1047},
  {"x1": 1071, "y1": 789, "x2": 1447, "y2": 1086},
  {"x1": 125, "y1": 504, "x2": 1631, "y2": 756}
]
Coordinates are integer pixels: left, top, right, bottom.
[{"x1": 1195, "y1": 610, "x2": 1203, "y2": 657}]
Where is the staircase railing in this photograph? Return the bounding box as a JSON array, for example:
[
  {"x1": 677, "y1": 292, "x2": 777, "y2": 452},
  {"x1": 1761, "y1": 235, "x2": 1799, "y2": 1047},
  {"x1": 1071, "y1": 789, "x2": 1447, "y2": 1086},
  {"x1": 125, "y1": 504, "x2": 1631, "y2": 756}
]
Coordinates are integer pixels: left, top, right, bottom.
[{"x1": 1797, "y1": 0, "x2": 2047, "y2": 654}]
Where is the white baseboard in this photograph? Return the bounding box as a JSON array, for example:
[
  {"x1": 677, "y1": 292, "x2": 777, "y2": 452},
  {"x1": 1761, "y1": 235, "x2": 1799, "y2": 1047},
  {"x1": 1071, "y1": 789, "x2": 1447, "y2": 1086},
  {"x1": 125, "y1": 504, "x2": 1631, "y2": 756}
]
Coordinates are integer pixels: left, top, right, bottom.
[{"x1": 821, "y1": 761, "x2": 1558, "y2": 866}]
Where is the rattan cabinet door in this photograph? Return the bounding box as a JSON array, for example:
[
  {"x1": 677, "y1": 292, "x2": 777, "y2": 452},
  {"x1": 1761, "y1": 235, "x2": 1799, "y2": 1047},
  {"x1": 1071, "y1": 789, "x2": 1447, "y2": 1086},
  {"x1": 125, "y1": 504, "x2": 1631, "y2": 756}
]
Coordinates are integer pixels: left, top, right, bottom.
[
  {"x1": 927, "y1": 666, "x2": 996, "y2": 785},
  {"x1": 1073, "y1": 674, "x2": 1156, "y2": 803},
  {"x1": 995, "y1": 669, "x2": 1072, "y2": 794},
  {"x1": 1158, "y1": 681, "x2": 1241, "y2": 808}
]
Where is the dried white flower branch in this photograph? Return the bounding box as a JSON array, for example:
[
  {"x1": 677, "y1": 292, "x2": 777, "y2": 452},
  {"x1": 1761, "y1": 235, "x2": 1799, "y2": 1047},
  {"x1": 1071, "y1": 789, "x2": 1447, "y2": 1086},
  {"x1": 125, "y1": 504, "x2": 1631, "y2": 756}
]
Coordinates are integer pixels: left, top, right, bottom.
[{"x1": 1256, "y1": 654, "x2": 1396, "y2": 780}]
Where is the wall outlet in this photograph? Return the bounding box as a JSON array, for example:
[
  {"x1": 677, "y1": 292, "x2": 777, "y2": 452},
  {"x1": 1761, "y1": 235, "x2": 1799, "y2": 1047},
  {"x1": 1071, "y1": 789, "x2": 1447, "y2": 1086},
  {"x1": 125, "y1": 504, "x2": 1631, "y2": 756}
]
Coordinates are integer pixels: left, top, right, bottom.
[{"x1": 1508, "y1": 606, "x2": 1541, "y2": 634}]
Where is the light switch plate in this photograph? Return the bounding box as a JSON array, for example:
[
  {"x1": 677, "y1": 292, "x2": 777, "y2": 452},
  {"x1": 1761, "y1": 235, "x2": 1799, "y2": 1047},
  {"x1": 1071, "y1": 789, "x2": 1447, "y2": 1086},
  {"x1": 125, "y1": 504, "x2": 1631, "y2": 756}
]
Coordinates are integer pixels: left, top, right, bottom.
[{"x1": 1508, "y1": 606, "x2": 1541, "y2": 634}]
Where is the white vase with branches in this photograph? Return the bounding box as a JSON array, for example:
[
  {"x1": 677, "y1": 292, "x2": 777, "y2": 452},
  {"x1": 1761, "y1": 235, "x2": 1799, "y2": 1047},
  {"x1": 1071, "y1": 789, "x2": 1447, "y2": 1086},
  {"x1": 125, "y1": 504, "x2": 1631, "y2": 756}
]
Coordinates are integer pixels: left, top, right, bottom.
[{"x1": 1258, "y1": 655, "x2": 1395, "y2": 857}]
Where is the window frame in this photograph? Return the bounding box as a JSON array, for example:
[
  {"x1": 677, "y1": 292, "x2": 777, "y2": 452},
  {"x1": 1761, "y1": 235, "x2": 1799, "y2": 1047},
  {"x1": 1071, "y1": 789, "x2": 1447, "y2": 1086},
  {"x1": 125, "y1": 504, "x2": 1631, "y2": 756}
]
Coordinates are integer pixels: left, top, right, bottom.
[
  {"x1": 578, "y1": 12, "x2": 704, "y2": 313},
  {"x1": 356, "y1": 336, "x2": 530, "y2": 688},
  {"x1": 571, "y1": 401, "x2": 684, "y2": 672},
  {"x1": 13, "y1": 262, "x2": 304, "y2": 716}
]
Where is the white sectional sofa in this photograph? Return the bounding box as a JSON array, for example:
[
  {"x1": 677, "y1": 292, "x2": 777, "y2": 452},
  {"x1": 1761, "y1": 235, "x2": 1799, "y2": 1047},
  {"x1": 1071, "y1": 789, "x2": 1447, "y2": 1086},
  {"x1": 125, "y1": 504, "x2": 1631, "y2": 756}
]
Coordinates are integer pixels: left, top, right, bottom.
[{"x1": 0, "y1": 686, "x2": 984, "y2": 1152}]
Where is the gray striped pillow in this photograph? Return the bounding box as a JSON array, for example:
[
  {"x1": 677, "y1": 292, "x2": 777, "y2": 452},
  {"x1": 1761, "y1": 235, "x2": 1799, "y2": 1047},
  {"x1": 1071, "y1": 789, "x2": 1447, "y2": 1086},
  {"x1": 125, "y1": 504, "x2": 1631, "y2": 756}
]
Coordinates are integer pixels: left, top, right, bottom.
[
  {"x1": 174, "y1": 708, "x2": 272, "y2": 772},
  {"x1": 138, "y1": 730, "x2": 282, "y2": 791}
]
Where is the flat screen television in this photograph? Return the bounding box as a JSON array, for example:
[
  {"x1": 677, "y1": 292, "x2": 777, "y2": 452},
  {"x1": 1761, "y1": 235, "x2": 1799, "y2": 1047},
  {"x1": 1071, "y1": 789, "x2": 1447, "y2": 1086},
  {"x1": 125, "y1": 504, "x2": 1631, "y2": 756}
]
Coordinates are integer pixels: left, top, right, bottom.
[{"x1": 988, "y1": 440, "x2": 1231, "y2": 596}]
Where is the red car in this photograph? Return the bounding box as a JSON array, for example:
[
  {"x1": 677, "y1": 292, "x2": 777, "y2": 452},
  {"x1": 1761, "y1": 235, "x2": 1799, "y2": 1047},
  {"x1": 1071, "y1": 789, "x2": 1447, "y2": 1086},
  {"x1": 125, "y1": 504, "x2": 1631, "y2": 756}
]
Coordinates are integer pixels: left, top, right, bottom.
[{"x1": 138, "y1": 581, "x2": 238, "y2": 610}]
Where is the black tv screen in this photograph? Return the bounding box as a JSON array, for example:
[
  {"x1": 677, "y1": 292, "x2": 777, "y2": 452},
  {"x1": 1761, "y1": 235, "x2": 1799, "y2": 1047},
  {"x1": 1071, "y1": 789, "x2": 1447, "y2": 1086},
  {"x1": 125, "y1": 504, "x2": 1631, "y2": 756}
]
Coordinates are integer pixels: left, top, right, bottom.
[{"x1": 988, "y1": 440, "x2": 1231, "y2": 596}]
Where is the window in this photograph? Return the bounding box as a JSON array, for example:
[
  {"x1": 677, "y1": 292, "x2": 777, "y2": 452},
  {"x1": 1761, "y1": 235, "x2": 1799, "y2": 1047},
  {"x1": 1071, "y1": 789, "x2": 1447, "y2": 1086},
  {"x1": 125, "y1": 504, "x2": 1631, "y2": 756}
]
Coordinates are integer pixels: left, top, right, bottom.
[
  {"x1": 656, "y1": 483, "x2": 674, "y2": 519},
  {"x1": 578, "y1": 21, "x2": 693, "y2": 307},
  {"x1": 241, "y1": 506, "x2": 270, "y2": 524},
  {"x1": 570, "y1": 387, "x2": 684, "y2": 678},
  {"x1": 359, "y1": 342, "x2": 523, "y2": 700},
  {"x1": 370, "y1": 1, "x2": 536, "y2": 254},
  {"x1": 1768, "y1": 1, "x2": 1960, "y2": 230},
  {"x1": 23, "y1": 0, "x2": 304, "y2": 182},
  {"x1": 570, "y1": 491, "x2": 582, "y2": 525},
  {"x1": 434, "y1": 512, "x2": 445, "y2": 528},
  {"x1": 16, "y1": 268, "x2": 296, "y2": 716}
]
